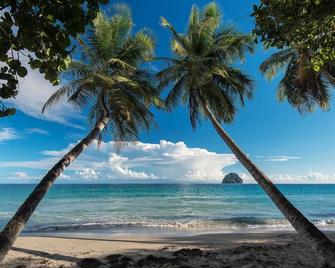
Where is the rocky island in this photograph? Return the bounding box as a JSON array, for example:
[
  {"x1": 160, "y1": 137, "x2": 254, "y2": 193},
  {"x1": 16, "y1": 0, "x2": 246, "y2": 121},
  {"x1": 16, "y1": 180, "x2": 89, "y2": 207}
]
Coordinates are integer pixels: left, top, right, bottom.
[{"x1": 222, "y1": 173, "x2": 243, "y2": 184}]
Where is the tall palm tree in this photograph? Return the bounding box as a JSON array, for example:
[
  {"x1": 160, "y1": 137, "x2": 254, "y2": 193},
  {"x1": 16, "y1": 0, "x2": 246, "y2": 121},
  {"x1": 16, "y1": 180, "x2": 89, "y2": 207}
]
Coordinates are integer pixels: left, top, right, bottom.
[
  {"x1": 0, "y1": 5, "x2": 162, "y2": 261},
  {"x1": 260, "y1": 48, "x2": 335, "y2": 113},
  {"x1": 157, "y1": 2, "x2": 335, "y2": 264}
]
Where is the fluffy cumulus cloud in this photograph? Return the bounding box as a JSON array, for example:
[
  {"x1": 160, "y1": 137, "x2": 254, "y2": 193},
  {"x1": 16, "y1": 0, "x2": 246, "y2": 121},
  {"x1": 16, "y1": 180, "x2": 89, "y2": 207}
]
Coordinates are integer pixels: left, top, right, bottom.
[
  {"x1": 6, "y1": 66, "x2": 83, "y2": 128},
  {"x1": 0, "y1": 140, "x2": 238, "y2": 182},
  {"x1": 1, "y1": 139, "x2": 335, "y2": 183},
  {"x1": 76, "y1": 168, "x2": 100, "y2": 179},
  {"x1": 0, "y1": 128, "x2": 19, "y2": 142}
]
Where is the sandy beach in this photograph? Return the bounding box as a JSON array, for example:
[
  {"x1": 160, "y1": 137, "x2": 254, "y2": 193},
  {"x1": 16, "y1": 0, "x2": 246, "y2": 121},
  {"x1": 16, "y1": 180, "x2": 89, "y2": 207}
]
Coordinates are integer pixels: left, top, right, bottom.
[{"x1": 3, "y1": 231, "x2": 334, "y2": 268}]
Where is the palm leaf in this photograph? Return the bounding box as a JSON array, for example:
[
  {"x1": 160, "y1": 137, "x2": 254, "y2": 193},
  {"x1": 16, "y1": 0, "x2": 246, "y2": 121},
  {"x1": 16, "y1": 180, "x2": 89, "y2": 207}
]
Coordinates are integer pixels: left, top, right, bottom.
[
  {"x1": 161, "y1": 16, "x2": 190, "y2": 54},
  {"x1": 260, "y1": 48, "x2": 297, "y2": 80},
  {"x1": 43, "y1": 7, "x2": 161, "y2": 143},
  {"x1": 158, "y1": 1, "x2": 254, "y2": 126},
  {"x1": 165, "y1": 74, "x2": 188, "y2": 109}
]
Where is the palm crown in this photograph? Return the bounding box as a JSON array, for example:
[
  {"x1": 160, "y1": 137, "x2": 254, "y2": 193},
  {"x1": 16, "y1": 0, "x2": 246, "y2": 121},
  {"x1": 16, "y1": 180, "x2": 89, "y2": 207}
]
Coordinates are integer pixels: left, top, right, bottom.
[
  {"x1": 261, "y1": 48, "x2": 335, "y2": 113},
  {"x1": 43, "y1": 5, "x2": 162, "y2": 141},
  {"x1": 157, "y1": 2, "x2": 254, "y2": 128}
]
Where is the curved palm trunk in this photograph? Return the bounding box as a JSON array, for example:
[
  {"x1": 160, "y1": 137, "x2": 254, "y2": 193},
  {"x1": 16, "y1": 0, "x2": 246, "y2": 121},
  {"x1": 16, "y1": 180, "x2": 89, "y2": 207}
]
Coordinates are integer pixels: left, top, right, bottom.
[
  {"x1": 203, "y1": 105, "x2": 335, "y2": 265},
  {"x1": 0, "y1": 115, "x2": 110, "y2": 262}
]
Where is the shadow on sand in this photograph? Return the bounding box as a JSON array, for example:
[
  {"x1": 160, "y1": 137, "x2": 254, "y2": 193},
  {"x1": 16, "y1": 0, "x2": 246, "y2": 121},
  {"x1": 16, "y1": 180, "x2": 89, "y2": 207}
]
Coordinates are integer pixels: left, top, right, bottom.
[{"x1": 4, "y1": 232, "x2": 334, "y2": 268}]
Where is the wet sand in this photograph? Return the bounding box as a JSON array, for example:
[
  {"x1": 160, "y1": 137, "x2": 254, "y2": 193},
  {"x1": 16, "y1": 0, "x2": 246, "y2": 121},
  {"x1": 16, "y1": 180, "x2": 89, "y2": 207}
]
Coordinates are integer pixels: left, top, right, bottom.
[{"x1": 3, "y1": 231, "x2": 335, "y2": 267}]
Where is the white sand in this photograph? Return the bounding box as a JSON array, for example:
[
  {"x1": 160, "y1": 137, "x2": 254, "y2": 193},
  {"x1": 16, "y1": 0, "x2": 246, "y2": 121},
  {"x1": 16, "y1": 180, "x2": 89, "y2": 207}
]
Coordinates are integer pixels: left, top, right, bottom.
[{"x1": 3, "y1": 231, "x2": 335, "y2": 267}]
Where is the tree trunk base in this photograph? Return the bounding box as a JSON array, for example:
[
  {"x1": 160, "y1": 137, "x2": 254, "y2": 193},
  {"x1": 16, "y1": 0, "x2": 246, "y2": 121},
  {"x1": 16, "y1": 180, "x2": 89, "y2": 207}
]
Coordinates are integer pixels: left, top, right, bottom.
[{"x1": 0, "y1": 234, "x2": 11, "y2": 262}]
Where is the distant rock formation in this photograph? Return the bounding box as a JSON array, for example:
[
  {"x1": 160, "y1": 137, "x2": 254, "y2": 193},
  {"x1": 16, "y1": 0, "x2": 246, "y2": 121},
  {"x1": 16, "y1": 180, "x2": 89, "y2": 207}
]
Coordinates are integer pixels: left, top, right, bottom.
[{"x1": 222, "y1": 173, "x2": 243, "y2": 184}]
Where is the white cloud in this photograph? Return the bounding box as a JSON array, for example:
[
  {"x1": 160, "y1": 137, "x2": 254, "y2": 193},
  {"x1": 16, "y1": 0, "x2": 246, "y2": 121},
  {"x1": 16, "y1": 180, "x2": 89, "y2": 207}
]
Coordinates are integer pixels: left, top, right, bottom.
[
  {"x1": 6, "y1": 171, "x2": 39, "y2": 182},
  {"x1": 59, "y1": 173, "x2": 71, "y2": 179},
  {"x1": 76, "y1": 168, "x2": 100, "y2": 179},
  {"x1": 0, "y1": 140, "x2": 238, "y2": 182},
  {"x1": 106, "y1": 153, "x2": 158, "y2": 179},
  {"x1": 237, "y1": 171, "x2": 335, "y2": 184},
  {"x1": 25, "y1": 128, "x2": 49, "y2": 135},
  {"x1": 0, "y1": 157, "x2": 59, "y2": 170},
  {"x1": 2, "y1": 139, "x2": 334, "y2": 184},
  {"x1": 272, "y1": 172, "x2": 335, "y2": 183},
  {"x1": 0, "y1": 127, "x2": 49, "y2": 143},
  {"x1": 0, "y1": 128, "x2": 19, "y2": 142},
  {"x1": 12, "y1": 172, "x2": 30, "y2": 179},
  {"x1": 6, "y1": 66, "x2": 84, "y2": 128},
  {"x1": 256, "y1": 155, "x2": 302, "y2": 162}
]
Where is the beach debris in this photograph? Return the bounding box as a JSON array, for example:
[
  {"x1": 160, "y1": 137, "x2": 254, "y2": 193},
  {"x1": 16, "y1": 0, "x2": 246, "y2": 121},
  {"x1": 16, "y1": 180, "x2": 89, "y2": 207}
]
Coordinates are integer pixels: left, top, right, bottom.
[
  {"x1": 77, "y1": 258, "x2": 104, "y2": 268},
  {"x1": 105, "y1": 254, "x2": 134, "y2": 267},
  {"x1": 173, "y1": 248, "x2": 204, "y2": 257},
  {"x1": 136, "y1": 254, "x2": 176, "y2": 267}
]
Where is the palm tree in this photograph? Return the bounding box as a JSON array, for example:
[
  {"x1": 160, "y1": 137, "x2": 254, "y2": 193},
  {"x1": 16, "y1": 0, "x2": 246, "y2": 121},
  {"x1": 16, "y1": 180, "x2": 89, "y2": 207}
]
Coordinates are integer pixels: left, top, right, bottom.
[
  {"x1": 260, "y1": 48, "x2": 335, "y2": 113},
  {"x1": 157, "y1": 2, "x2": 335, "y2": 264},
  {"x1": 0, "y1": 5, "x2": 162, "y2": 261}
]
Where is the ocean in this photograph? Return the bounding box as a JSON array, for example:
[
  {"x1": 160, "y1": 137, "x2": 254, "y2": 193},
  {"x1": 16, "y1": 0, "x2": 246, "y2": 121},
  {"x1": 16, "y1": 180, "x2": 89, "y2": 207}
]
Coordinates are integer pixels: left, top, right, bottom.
[{"x1": 0, "y1": 184, "x2": 334, "y2": 235}]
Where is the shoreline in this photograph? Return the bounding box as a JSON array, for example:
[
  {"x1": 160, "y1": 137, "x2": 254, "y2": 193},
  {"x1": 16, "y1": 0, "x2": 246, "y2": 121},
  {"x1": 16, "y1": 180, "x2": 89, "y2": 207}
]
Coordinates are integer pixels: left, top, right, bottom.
[
  {"x1": 20, "y1": 220, "x2": 335, "y2": 237},
  {"x1": 5, "y1": 231, "x2": 335, "y2": 267}
]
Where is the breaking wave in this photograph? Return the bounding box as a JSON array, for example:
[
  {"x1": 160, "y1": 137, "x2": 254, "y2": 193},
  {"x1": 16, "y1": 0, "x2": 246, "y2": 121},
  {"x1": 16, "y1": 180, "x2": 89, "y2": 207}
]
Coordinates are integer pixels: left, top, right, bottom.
[{"x1": 25, "y1": 217, "x2": 335, "y2": 233}]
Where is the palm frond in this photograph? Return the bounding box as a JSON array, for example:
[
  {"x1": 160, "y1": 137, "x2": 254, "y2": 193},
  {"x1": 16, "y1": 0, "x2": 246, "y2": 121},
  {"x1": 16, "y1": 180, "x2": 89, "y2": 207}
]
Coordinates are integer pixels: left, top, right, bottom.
[
  {"x1": 212, "y1": 67, "x2": 254, "y2": 106},
  {"x1": 212, "y1": 30, "x2": 254, "y2": 63},
  {"x1": 43, "y1": 8, "x2": 160, "y2": 144},
  {"x1": 119, "y1": 29, "x2": 155, "y2": 65},
  {"x1": 156, "y1": 64, "x2": 186, "y2": 90},
  {"x1": 63, "y1": 61, "x2": 93, "y2": 80},
  {"x1": 158, "y1": 1, "x2": 254, "y2": 126},
  {"x1": 106, "y1": 58, "x2": 136, "y2": 72},
  {"x1": 277, "y1": 56, "x2": 331, "y2": 113},
  {"x1": 189, "y1": 89, "x2": 200, "y2": 129},
  {"x1": 42, "y1": 82, "x2": 79, "y2": 113},
  {"x1": 323, "y1": 62, "x2": 335, "y2": 86},
  {"x1": 161, "y1": 16, "x2": 190, "y2": 54},
  {"x1": 201, "y1": 2, "x2": 221, "y2": 29},
  {"x1": 92, "y1": 5, "x2": 132, "y2": 59},
  {"x1": 201, "y1": 83, "x2": 236, "y2": 123},
  {"x1": 165, "y1": 74, "x2": 188, "y2": 109},
  {"x1": 260, "y1": 48, "x2": 297, "y2": 80}
]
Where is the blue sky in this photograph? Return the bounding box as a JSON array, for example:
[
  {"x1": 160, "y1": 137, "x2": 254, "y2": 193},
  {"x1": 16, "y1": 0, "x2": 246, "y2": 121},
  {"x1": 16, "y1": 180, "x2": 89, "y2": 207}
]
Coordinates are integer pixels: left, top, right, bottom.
[{"x1": 1, "y1": 0, "x2": 335, "y2": 184}]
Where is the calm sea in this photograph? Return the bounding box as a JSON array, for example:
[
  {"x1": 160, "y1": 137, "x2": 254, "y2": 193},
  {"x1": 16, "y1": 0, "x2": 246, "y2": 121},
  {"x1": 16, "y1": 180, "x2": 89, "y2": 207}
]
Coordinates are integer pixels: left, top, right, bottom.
[{"x1": 0, "y1": 184, "x2": 334, "y2": 235}]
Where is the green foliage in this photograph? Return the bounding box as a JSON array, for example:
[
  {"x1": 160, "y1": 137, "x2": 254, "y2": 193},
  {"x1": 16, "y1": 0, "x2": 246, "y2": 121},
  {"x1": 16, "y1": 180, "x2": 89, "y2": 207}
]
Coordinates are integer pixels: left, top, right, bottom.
[
  {"x1": 43, "y1": 6, "x2": 163, "y2": 142},
  {"x1": 254, "y1": 0, "x2": 335, "y2": 113},
  {"x1": 260, "y1": 48, "x2": 335, "y2": 113},
  {"x1": 0, "y1": 0, "x2": 108, "y2": 117},
  {"x1": 252, "y1": 0, "x2": 335, "y2": 71},
  {"x1": 158, "y1": 2, "x2": 254, "y2": 128}
]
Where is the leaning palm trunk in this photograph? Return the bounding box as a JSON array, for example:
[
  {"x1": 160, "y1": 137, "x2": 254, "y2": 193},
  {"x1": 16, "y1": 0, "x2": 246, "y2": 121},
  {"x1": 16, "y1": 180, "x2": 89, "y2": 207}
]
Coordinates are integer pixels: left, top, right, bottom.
[
  {"x1": 203, "y1": 105, "x2": 335, "y2": 265},
  {"x1": 0, "y1": 115, "x2": 110, "y2": 262}
]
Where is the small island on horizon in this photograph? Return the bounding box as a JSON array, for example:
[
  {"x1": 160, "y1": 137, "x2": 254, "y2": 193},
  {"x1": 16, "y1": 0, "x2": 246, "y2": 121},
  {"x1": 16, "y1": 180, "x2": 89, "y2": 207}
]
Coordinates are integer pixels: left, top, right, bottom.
[
  {"x1": 1, "y1": 1, "x2": 335, "y2": 267},
  {"x1": 222, "y1": 173, "x2": 243, "y2": 184}
]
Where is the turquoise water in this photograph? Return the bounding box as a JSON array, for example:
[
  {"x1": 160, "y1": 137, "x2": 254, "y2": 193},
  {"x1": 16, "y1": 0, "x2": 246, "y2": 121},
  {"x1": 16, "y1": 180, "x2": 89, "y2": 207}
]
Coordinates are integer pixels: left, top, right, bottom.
[{"x1": 0, "y1": 184, "x2": 335, "y2": 234}]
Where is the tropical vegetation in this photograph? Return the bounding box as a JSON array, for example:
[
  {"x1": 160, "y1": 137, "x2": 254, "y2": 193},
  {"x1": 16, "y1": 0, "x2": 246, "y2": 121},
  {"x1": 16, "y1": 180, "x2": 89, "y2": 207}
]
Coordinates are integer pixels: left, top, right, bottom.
[
  {"x1": 0, "y1": 0, "x2": 109, "y2": 117},
  {"x1": 260, "y1": 48, "x2": 335, "y2": 113},
  {"x1": 158, "y1": 2, "x2": 335, "y2": 265},
  {"x1": 253, "y1": 0, "x2": 335, "y2": 113},
  {"x1": 252, "y1": 0, "x2": 335, "y2": 71},
  {"x1": 0, "y1": 0, "x2": 335, "y2": 265},
  {"x1": 0, "y1": 5, "x2": 162, "y2": 261}
]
